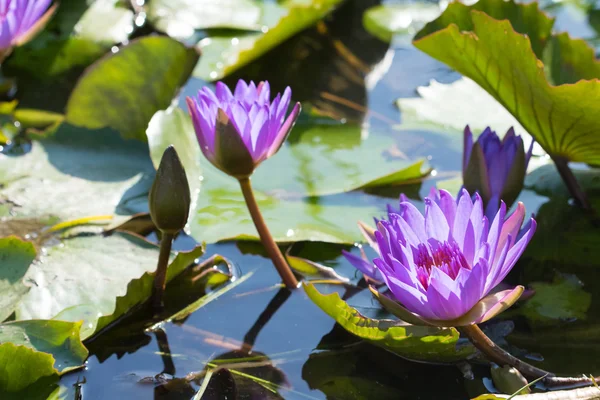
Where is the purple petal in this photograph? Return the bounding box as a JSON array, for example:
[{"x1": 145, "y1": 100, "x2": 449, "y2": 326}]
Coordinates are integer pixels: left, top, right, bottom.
[
  {"x1": 342, "y1": 250, "x2": 382, "y2": 281},
  {"x1": 424, "y1": 197, "x2": 450, "y2": 241},
  {"x1": 463, "y1": 125, "x2": 474, "y2": 172}
]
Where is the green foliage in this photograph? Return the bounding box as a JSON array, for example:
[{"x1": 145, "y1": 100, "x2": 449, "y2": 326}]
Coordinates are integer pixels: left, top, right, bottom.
[
  {"x1": 194, "y1": 0, "x2": 344, "y2": 80},
  {"x1": 147, "y1": 109, "x2": 429, "y2": 244},
  {"x1": 303, "y1": 283, "x2": 474, "y2": 361},
  {"x1": 413, "y1": 0, "x2": 600, "y2": 164},
  {"x1": 0, "y1": 343, "x2": 57, "y2": 396},
  {"x1": 66, "y1": 36, "x2": 199, "y2": 141},
  {"x1": 0, "y1": 237, "x2": 36, "y2": 322},
  {"x1": 363, "y1": 3, "x2": 441, "y2": 42}
]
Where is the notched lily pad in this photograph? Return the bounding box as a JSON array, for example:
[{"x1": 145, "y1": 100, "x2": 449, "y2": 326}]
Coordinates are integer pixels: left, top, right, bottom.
[{"x1": 303, "y1": 283, "x2": 474, "y2": 361}]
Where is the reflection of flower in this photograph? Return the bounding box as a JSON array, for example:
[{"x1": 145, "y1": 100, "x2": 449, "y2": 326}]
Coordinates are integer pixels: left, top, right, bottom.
[
  {"x1": 463, "y1": 126, "x2": 533, "y2": 218},
  {"x1": 0, "y1": 0, "x2": 54, "y2": 53},
  {"x1": 186, "y1": 80, "x2": 301, "y2": 179},
  {"x1": 350, "y1": 188, "x2": 536, "y2": 327}
]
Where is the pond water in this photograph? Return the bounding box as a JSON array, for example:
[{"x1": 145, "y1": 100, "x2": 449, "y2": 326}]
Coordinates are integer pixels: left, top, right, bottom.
[{"x1": 11, "y1": 0, "x2": 600, "y2": 398}]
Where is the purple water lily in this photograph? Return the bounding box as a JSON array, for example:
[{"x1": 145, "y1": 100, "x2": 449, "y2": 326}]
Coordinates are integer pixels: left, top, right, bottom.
[
  {"x1": 463, "y1": 126, "x2": 533, "y2": 218},
  {"x1": 0, "y1": 0, "x2": 54, "y2": 54},
  {"x1": 349, "y1": 188, "x2": 536, "y2": 327},
  {"x1": 186, "y1": 79, "x2": 301, "y2": 178}
]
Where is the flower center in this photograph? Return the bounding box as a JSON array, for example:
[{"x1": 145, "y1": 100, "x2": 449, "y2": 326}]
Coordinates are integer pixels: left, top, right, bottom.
[{"x1": 413, "y1": 240, "x2": 470, "y2": 289}]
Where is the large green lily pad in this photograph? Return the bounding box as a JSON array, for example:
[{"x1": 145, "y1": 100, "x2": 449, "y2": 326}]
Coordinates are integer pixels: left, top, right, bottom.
[
  {"x1": 0, "y1": 320, "x2": 88, "y2": 374},
  {"x1": 0, "y1": 123, "x2": 154, "y2": 223},
  {"x1": 413, "y1": 0, "x2": 600, "y2": 164},
  {"x1": 16, "y1": 231, "x2": 204, "y2": 341},
  {"x1": 194, "y1": 0, "x2": 344, "y2": 80},
  {"x1": 146, "y1": 109, "x2": 428, "y2": 243},
  {"x1": 66, "y1": 36, "x2": 199, "y2": 141},
  {"x1": 303, "y1": 283, "x2": 474, "y2": 361},
  {"x1": 0, "y1": 236, "x2": 36, "y2": 323}
]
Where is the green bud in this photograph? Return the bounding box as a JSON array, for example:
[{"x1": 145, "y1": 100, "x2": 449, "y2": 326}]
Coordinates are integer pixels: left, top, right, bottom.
[
  {"x1": 491, "y1": 364, "x2": 531, "y2": 395},
  {"x1": 149, "y1": 146, "x2": 191, "y2": 234}
]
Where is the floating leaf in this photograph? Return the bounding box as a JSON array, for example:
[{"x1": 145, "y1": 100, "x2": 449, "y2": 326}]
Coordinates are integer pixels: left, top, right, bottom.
[
  {"x1": 363, "y1": 3, "x2": 441, "y2": 42},
  {"x1": 74, "y1": 0, "x2": 134, "y2": 45},
  {"x1": 0, "y1": 342, "x2": 57, "y2": 397},
  {"x1": 146, "y1": 0, "x2": 264, "y2": 39},
  {"x1": 0, "y1": 236, "x2": 36, "y2": 322},
  {"x1": 413, "y1": 0, "x2": 600, "y2": 164},
  {"x1": 0, "y1": 123, "x2": 155, "y2": 223},
  {"x1": 510, "y1": 274, "x2": 591, "y2": 326},
  {"x1": 194, "y1": 0, "x2": 344, "y2": 80},
  {"x1": 0, "y1": 320, "x2": 88, "y2": 374},
  {"x1": 303, "y1": 283, "x2": 474, "y2": 361},
  {"x1": 66, "y1": 36, "x2": 199, "y2": 141},
  {"x1": 16, "y1": 231, "x2": 204, "y2": 341},
  {"x1": 147, "y1": 109, "x2": 428, "y2": 243}
]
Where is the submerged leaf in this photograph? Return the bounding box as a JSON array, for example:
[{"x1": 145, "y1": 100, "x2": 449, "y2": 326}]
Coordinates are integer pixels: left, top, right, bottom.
[
  {"x1": 304, "y1": 283, "x2": 474, "y2": 361},
  {"x1": 413, "y1": 0, "x2": 600, "y2": 164}
]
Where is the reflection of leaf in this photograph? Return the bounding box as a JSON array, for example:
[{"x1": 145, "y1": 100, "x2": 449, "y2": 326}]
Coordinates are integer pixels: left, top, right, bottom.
[
  {"x1": 363, "y1": 3, "x2": 441, "y2": 42},
  {"x1": 66, "y1": 36, "x2": 199, "y2": 141},
  {"x1": 0, "y1": 320, "x2": 88, "y2": 374},
  {"x1": 0, "y1": 236, "x2": 36, "y2": 323},
  {"x1": 512, "y1": 274, "x2": 591, "y2": 327},
  {"x1": 147, "y1": 109, "x2": 427, "y2": 243},
  {"x1": 194, "y1": 0, "x2": 344, "y2": 80},
  {"x1": 0, "y1": 123, "x2": 155, "y2": 224},
  {"x1": 413, "y1": 0, "x2": 600, "y2": 164},
  {"x1": 303, "y1": 283, "x2": 474, "y2": 361},
  {"x1": 146, "y1": 0, "x2": 264, "y2": 38},
  {"x1": 16, "y1": 232, "x2": 203, "y2": 341}
]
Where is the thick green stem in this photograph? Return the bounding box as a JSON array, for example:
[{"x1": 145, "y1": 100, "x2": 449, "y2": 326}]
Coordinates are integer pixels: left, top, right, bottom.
[
  {"x1": 462, "y1": 324, "x2": 599, "y2": 389},
  {"x1": 152, "y1": 233, "x2": 174, "y2": 309},
  {"x1": 238, "y1": 177, "x2": 299, "y2": 289},
  {"x1": 551, "y1": 155, "x2": 591, "y2": 210}
]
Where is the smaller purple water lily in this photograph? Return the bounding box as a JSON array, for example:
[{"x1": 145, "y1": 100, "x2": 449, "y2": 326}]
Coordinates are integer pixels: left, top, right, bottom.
[
  {"x1": 0, "y1": 0, "x2": 55, "y2": 57},
  {"x1": 186, "y1": 79, "x2": 301, "y2": 178},
  {"x1": 347, "y1": 188, "x2": 536, "y2": 327},
  {"x1": 463, "y1": 126, "x2": 533, "y2": 218}
]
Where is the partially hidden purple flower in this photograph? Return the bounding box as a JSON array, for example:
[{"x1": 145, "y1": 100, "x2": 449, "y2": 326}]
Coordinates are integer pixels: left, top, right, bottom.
[
  {"x1": 0, "y1": 0, "x2": 55, "y2": 55},
  {"x1": 463, "y1": 126, "x2": 533, "y2": 219},
  {"x1": 186, "y1": 80, "x2": 301, "y2": 179},
  {"x1": 350, "y1": 188, "x2": 536, "y2": 327}
]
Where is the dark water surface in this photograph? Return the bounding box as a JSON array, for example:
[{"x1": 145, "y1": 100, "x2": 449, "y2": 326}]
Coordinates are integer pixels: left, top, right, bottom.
[{"x1": 53, "y1": 0, "x2": 600, "y2": 398}]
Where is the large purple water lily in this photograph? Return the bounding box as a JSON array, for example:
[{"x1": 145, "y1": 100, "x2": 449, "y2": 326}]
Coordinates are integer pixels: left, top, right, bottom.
[
  {"x1": 463, "y1": 126, "x2": 533, "y2": 219},
  {"x1": 186, "y1": 80, "x2": 301, "y2": 178},
  {"x1": 0, "y1": 0, "x2": 54, "y2": 54},
  {"x1": 347, "y1": 188, "x2": 536, "y2": 327}
]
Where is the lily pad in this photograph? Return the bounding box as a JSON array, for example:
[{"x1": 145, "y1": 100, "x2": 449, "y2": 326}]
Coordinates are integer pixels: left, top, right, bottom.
[
  {"x1": 363, "y1": 3, "x2": 442, "y2": 42},
  {"x1": 66, "y1": 36, "x2": 199, "y2": 141},
  {"x1": 194, "y1": 0, "x2": 344, "y2": 81},
  {"x1": 0, "y1": 342, "x2": 57, "y2": 396},
  {"x1": 303, "y1": 283, "x2": 474, "y2": 361},
  {"x1": 510, "y1": 274, "x2": 591, "y2": 326},
  {"x1": 0, "y1": 320, "x2": 88, "y2": 374},
  {"x1": 0, "y1": 236, "x2": 36, "y2": 323},
  {"x1": 413, "y1": 0, "x2": 600, "y2": 165},
  {"x1": 146, "y1": 0, "x2": 264, "y2": 39},
  {"x1": 15, "y1": 231, "x2": 204, "y2": 341},
  {"x1": 0, "y1": 123, "x2": 155, "y2": 223},
  {"x1": 146, "y1": 109, "x2": 429, "y2": 243}
]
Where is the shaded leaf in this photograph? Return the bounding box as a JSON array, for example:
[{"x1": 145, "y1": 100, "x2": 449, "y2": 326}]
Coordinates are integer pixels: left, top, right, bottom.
[
  {"x1": 0, "y1": 123, "x2": 155, "y2": 224},
  {"x1": 15, "y1": 231, "x2": 203, "y2": 341},
  {"x1": 363, "y1": 3, "x2": 441, "y2": 42},
  {"x1": 0, "y1": 236, "x2": 36, "y2": 322},
  {"x1": 413, "y1": 0, "x2": 600, "y2": 164},
  {"x1": 0, "y1": 320, "x2": 88, "y2": 374},
  {"x1": 66, "y1": 36, "x2": 199, "y2": 141},
  {"x1": 194, "y1": 0, "x2": 344, "y2": 80},
  {"x1": 303, "y1": 283, "x2": 474, "y2": 361},
  {"x1": 0, "y1": 342, "x2": 57, "y2": 395}
]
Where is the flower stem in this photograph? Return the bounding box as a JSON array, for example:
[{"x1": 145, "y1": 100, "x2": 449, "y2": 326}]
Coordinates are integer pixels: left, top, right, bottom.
[
  {"x1": 462, "y1": 324, "x2": 599, "y2": 389},
  {"x1": 152, "y1": 232, "x2": 174, "y2": 309},
  {"x1": 238, "y1": 177, "x2": 299, "y2": 289},
  {"x1": 551, "y1": 155, "x2": 591, "y2": 210}
]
